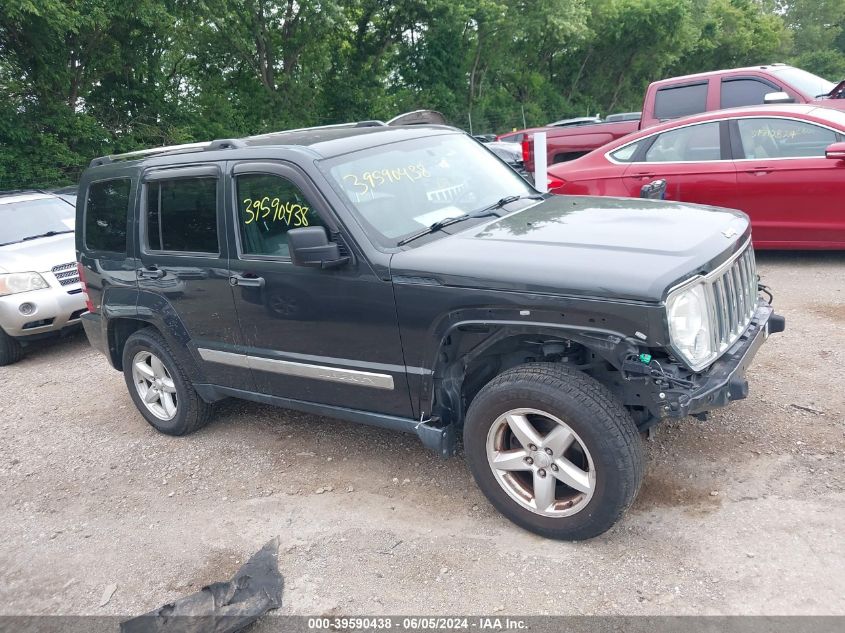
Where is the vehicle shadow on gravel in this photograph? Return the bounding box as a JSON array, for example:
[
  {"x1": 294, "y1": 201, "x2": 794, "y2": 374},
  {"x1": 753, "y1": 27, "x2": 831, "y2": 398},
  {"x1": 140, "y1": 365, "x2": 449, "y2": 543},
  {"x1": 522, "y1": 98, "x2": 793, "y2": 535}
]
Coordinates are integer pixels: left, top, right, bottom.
[
  {"x1": 12, "y1": 327, "x2": 90, "y2": 366},
  {"x1": 208, "y1": 392, "x2": 736, "y2": 526},
  {"x1": 754, "y1": 250, "x2": 845, "y2": 265}
]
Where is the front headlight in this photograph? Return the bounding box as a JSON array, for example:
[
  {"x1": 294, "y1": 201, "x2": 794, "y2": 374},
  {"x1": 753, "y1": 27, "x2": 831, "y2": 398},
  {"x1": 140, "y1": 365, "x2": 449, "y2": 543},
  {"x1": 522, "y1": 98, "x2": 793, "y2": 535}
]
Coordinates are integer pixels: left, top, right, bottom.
[
  {"x1": 666, "y1": 282, "x2": 715, "y2": 370},
  {"x1": 0, "y1": 272, "x2": 50, "y2": 297}
]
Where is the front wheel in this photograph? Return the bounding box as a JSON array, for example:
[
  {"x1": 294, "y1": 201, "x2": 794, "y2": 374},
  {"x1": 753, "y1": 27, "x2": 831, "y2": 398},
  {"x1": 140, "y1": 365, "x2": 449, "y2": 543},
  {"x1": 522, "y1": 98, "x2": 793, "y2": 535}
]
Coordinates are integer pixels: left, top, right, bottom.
[
  {"x1": 464, "y1": 363, "x2": 644, "y2": 540},
  {"x1": 0, "y1": 329, "x2": 23, "y2": 366}
]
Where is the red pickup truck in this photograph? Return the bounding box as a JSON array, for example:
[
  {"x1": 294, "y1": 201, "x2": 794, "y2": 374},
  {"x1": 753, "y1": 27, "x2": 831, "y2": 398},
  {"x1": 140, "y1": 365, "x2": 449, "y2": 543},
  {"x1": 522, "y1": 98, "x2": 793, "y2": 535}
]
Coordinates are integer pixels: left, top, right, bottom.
[{"x1": 513, "y1": 63, "x2": 845, "y2": 174}]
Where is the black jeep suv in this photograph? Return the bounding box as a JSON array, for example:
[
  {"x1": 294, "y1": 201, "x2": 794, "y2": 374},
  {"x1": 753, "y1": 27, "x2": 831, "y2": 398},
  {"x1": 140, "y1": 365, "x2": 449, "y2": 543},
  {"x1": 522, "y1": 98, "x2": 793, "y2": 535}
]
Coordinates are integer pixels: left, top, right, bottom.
[{"x1": 76, "y1": 122, "x2": 783, "y2": 540}]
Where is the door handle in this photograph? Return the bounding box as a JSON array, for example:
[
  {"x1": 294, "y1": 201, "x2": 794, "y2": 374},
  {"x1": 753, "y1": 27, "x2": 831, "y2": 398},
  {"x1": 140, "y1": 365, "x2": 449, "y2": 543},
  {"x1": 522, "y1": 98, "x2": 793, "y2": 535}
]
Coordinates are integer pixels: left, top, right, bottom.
[
  {"x1": 745, "y1": 166, "x2": 772, "y2": 175},
  {"x1": 137, "y1": 267, "x2": 165, "y2": 280},
  {"x1": 229, "y1": 274, "x2": 265, "y2": 288},
  {"x1": 632, "y1": 172, "x2": 656, "y2": 180}
]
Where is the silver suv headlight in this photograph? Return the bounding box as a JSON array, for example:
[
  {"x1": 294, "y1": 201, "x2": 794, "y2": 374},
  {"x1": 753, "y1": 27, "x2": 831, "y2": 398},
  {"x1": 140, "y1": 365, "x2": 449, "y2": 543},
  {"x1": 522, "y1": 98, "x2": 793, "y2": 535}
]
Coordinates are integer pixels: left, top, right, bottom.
[
  {"x1": 0, "y1": 272, "x2": 50, "y2": 297},
  {"x1": 666, "y1": 281, "x2": 716, "y2": 371}
]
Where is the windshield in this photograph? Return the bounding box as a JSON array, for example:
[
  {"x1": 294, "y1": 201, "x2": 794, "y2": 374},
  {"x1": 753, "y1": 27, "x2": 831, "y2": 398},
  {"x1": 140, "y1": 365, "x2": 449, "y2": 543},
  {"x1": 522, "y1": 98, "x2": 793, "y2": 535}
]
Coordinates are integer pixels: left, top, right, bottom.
[
  {"x1": 320, "y1": 133, "x2": 534, "y2": 246},
  {"x1": 770, "y1": 67, "x2": 836, "y2": 98},
  {"x1": 0, "y1": 196, "x2": 75, "y2": 246}
]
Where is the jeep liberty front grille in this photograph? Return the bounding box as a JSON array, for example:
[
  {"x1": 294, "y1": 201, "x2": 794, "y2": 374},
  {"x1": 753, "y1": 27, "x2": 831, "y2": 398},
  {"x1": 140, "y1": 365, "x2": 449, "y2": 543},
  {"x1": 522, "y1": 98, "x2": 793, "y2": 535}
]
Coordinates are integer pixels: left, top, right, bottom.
[
  {"x1": 709, "y1": 244, "x2": 758, "y2": 353},
  {"x1": 52, "y1": 262, "x2": 80, "y2": 287}
]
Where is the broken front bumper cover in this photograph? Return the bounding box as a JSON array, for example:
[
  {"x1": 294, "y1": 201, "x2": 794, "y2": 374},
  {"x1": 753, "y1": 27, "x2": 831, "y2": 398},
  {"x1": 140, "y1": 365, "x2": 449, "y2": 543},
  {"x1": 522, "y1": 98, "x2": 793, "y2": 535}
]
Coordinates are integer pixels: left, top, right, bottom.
[{"x1": 663, "y1": 301, "x2": 784, "y2": 418}]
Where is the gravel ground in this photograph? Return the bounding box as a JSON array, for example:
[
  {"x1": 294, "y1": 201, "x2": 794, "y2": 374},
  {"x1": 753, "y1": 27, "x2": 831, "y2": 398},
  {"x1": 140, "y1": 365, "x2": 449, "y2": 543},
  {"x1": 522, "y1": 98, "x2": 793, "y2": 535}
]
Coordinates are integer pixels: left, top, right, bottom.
[{"x1": 1, "y1": 251, "x2": 843, "y2": 618}]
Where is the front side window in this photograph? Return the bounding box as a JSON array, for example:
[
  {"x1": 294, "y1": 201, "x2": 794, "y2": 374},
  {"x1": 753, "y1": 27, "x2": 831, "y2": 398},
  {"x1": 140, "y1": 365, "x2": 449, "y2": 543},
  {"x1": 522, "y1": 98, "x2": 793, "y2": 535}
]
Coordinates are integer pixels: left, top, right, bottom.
[
  {"x1": 85, "y1": 179, "x2": 131, "y2": 253},
  {"x1": 146, "y1": 177, "x2": 218, "y2": 253},
  {"x1": 721, "y1": 79, "x2": 777, "y2": 108},
  {"x1": 736, "y1": 118, "x2": 839, "y2": 159},
  {"x1": 320, "y1": 133, "x2": 533, "y2": 245},
  {"x1": 644, "y1": 122, "x2": 721, "y2": 162},
  {"x1": 236, "y1": 174, "x2": 325, "y2": 257},
  {"x1": 654, "y1": 83, "x2": 708, "y2": 120}
]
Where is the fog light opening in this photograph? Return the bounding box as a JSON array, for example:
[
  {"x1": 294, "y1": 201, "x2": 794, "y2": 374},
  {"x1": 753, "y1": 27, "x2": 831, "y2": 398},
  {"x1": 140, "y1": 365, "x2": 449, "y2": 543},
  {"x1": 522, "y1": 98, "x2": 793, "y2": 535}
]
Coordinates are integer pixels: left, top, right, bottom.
[{"x1": 19, "y1": 302, "x2": 36, "y2": 316}]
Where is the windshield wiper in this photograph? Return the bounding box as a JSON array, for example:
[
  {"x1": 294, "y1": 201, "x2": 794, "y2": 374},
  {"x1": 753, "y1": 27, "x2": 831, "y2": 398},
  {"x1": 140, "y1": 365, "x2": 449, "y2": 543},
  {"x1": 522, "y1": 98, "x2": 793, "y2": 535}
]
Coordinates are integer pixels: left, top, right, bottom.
[
  {"x1": 21, "y1": 230, "x2": 73, "y2": 242},
  {"x1": 475, "y1": 193, "x2": 545, "y2": 214},
  {"x1": 397, "y1": 194, "x2": 545, "y2": 247}
]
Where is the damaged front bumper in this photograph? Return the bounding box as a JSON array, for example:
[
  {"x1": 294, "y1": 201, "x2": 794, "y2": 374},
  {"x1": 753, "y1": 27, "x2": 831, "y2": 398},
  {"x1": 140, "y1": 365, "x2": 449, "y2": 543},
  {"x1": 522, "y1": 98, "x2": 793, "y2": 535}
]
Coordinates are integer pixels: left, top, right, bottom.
[{"x1": 655, "y1": 301, "x2": 785, "y2": 420}]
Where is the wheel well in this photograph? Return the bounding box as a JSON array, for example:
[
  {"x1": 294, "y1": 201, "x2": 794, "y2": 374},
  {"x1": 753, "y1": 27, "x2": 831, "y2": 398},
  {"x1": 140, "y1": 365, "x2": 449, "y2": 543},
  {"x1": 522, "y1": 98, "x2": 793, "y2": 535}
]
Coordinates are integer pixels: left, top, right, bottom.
[
  {"x1": 107, "y1": 318, "x2": 156, "y2": 370},
  {"x1": 434, "y1": 332, "x2": 596, "y2": 425},
  {"x1": 433, "y1": 330, "x2": 652, "y2": 430}
]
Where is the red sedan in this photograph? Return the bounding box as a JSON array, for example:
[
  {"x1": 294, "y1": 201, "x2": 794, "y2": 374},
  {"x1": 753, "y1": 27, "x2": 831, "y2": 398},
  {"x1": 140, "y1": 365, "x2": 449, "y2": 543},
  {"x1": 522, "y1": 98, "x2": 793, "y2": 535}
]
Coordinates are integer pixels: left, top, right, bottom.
[{"x1": 547, "y1": 105, "x2": 845, "y2": 249}]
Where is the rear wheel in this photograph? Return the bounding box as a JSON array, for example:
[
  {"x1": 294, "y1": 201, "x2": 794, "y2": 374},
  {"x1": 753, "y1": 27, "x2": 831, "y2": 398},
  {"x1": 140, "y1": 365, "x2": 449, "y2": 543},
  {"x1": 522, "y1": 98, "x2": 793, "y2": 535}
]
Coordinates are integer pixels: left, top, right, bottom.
[
  {"x1": 122, "y1": 328, "x2": 213, "y2": 435},
  {"x1": 0, "y1": 329, "x2": 23, "y2": 366},
  {"x1": 464, "y1": 363, "x2": 644, "y2": 540}
]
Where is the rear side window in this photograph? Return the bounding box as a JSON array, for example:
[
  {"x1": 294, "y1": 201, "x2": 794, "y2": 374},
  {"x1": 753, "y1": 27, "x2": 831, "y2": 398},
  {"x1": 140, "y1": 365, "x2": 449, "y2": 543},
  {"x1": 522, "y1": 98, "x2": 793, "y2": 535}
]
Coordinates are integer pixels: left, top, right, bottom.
[
  {"x1": 145, "y1": 178, "x2": 219, "y2": 254},
  {"x1": 609, "y1": 141, "x2": 642, "y2": 162},
  {"x1": 654, "y1": 83, "x2": 708, "y2": 120},
  {"x1": 85, "y1": 178, "x2": 131, "y2": 253},
  {"x1": 721, "y1": 79, "x2": 776, "y2": 109},
  {"x1": 644, "y1": 122, "x2": 721, "y2": 162}
]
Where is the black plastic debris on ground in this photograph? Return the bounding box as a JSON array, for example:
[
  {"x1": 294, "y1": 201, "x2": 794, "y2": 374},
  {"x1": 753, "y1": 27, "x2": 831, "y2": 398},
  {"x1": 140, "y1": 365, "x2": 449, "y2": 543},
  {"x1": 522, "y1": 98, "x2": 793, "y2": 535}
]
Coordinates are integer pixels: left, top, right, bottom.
[{"x1": 121, "y1": 537, "x2": 283, "y2": 633}]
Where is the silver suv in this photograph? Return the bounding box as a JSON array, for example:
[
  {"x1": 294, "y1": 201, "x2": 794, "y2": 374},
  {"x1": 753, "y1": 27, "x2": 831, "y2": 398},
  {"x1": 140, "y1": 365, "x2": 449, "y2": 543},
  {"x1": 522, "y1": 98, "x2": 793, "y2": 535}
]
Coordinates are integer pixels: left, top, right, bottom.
[{"x1": 0, "y1": 191, "x2": 86, "y2": 365}]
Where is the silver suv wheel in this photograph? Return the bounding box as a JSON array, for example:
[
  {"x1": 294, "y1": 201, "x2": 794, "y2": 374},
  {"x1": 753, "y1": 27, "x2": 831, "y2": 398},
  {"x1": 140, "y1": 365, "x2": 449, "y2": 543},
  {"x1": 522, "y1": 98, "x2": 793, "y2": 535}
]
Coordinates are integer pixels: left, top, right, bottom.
[
  {"x1": 131, "y1": 350, "x2": 178, "y2": 421},
  {"x1": 485, "y1": 407, "x2": 595, "y2": 517}
]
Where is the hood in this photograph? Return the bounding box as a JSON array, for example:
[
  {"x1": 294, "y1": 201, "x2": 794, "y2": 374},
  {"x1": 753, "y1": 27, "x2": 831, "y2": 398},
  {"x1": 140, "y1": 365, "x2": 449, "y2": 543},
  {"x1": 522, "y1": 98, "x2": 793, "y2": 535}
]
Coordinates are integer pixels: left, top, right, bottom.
[
  {"x1": 486, "y1": 141, "x2": 522, "y2": 163},
  {"x1": 826, "y1": 80, "x2": 845, "y2": 100},
  {"x1": 0, "y1": 233, "x2": 77, "y2": 275},
  {"x1": 390, "y1": 195, "x2": 750, "y2": 302},
  {"x1": 814, "y1": 80, "x2": 845, "y2": 108}
]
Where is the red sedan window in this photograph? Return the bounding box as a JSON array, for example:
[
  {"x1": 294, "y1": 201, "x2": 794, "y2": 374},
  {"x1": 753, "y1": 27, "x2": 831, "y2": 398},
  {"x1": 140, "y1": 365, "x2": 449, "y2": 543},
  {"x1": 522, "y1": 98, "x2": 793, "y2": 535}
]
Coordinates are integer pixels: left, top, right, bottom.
[
  {"x1": 736, "y1": 118, "x2": 838, "y2": 159},
  {"x1": 644, "y1": 122, "x2": 721, "y2": 162}
]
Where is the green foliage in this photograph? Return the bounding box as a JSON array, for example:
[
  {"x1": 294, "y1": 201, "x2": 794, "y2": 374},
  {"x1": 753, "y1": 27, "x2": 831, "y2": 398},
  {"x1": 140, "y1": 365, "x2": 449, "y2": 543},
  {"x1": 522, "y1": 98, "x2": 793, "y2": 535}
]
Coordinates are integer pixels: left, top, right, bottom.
[{"x1": 0, "y1": 0, "x2": 840, "y2": 188}]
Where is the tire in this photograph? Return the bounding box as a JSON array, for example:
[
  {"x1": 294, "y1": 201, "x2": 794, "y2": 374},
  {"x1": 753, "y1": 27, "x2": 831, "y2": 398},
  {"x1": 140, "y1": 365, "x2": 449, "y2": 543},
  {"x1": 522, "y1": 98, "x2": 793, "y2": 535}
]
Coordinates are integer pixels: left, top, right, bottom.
[
  {"x1": 464, "y1": 363, "x2": 644, "y2": 540},
  {"x1": 0, "y1": 329, "x2": 24, "y2": 366},
  {"x1": 122, "y1": 328, "x2": 213, "y2": 436}
]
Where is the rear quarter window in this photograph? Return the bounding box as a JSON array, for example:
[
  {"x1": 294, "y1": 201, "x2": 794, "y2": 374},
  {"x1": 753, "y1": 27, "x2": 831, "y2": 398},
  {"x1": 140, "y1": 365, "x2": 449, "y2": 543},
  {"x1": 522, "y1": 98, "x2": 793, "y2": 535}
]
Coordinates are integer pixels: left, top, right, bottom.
[
  {"x1": 654, "y1": 83, "x2": 708, "y2": 120},
  {"x1": 84, "y1": 178, "x2": 132, "y2": 253}
]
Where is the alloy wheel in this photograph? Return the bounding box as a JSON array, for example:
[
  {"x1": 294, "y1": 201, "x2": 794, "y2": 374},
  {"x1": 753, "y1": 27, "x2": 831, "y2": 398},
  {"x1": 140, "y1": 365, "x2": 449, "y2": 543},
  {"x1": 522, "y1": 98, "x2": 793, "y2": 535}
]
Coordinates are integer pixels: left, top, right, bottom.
[
  {"x1": 485, "y1": 407, "x2": 596, "y2": 517},
  {"x1": 131, "y1": 350, "x2": 178, "y2": 421}
]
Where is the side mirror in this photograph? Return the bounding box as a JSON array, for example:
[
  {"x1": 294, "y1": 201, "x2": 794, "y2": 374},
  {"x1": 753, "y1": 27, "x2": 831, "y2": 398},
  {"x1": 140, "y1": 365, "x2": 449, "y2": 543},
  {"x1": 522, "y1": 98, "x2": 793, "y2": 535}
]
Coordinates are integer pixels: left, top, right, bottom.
[
  {"x1": 763, "y1": 91, "x2": 794, "y2": 104},
  {"x1": 825, "y1": 142, "x2": 845, "y2": 160},
  {"x1": 288, "y1": 226, "x2": 350, "y2": 269},
  {"x1": 640, "y1": 179, "x2": 667, "y2": 200}
]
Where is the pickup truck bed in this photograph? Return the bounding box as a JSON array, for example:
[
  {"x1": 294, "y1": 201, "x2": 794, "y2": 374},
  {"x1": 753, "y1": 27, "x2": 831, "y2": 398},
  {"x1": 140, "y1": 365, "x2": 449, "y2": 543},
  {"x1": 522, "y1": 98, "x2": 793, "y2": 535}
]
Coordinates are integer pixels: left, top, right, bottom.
[{"x1": 517, "y1": 63, "x2": 845, "y2": 175}]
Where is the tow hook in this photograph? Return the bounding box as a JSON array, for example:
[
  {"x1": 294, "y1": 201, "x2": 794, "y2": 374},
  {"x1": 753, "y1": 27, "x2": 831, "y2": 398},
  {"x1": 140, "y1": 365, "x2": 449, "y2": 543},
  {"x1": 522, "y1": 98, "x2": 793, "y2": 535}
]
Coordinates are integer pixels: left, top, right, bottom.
[{"x1": 768, "y1": 313, "x2": 786, "y2": 334}]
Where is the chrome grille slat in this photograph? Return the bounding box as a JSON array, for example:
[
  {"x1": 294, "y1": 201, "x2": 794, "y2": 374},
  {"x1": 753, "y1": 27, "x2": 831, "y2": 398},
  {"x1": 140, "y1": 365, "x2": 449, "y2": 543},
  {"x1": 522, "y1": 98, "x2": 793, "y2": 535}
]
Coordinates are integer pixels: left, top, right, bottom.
[
  {"x1": 739, "y1": 253, "x2": 748, "y2": 315},
  {"x1": 731, "y1": 265, "x2": 744, "y2": 328},
  {"x1": 740, "y1": 252, "x2": 750, "y2": 316},
  {"x1": 708, "y1": 243, "x2": 758, "y2": 353},
  {"x1": 746, "y1": 251, "x2": 757, "y2": 317},
  {"x1": 715, "y1": 278, "x2": 729, "y2": 343},
  {"x1": 725, "y1": 272, "x2": 736, "y2": 335},
  {"x1": 51, "y1": 261, "x2": 79, "y2": 287}
]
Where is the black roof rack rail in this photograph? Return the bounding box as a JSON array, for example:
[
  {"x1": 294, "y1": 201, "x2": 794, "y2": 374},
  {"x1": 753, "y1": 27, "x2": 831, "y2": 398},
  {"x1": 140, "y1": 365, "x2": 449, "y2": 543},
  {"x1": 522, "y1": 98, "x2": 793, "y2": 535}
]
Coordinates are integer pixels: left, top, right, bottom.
[
  {"x1": 205, "y1": 138, "x2": 246, "y2": 151},
  {"x1": 87, "y1": 111, "x2": 445, "y2": 168},
  {"x1": 89, "y1": 141, "x2": 212, "y2": 168}
]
